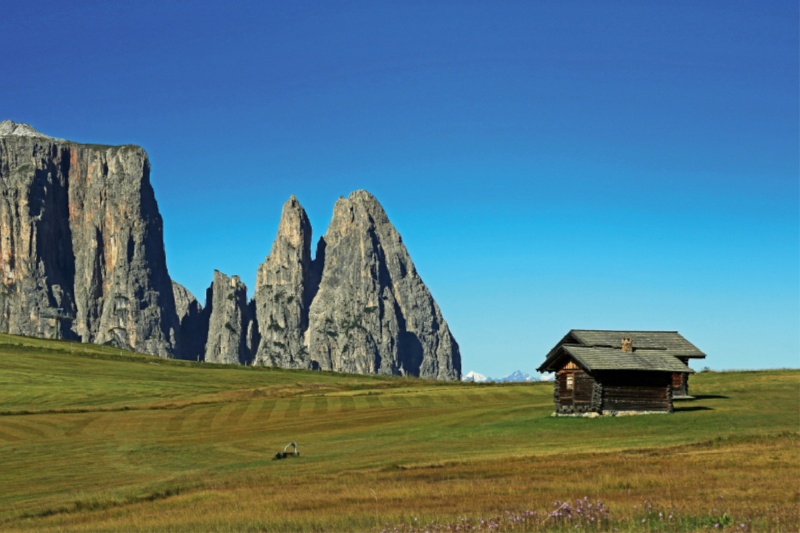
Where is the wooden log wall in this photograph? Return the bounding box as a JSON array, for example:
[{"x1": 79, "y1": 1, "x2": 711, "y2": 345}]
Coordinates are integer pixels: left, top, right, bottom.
[
  {"x1": 553, "y1": 373, "x2": 561, "y2": 409},
  {"x1": 556, "y1": 372, "x2": 573, "y2": 407},
  {"x1": 672, "y1": 372, "x2": 688, "y2": 396},
  {"x1": 573, "y1": 372, "x2": 593, "y2": 406},
  {"x1": 591, "y1": 380, "x2": 604, "y2": 412},
  {"x1": 678, "y1": 357, "x2": 691, "y2": 395},
  {"x1": 555, "y1": 369, "x2": 600, "y2": 414},
  {"x1": 597, "y1": 371, "x2": 673, "y2": 413}
]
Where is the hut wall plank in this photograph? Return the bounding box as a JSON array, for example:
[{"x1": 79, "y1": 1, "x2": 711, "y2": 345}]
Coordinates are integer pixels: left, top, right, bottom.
[
  {"x1": 573, "y1": 372, "x2": 594, "y2": 404},
  {"x1": 597, "y1": 370, "x2": 672, "y2": 412}
]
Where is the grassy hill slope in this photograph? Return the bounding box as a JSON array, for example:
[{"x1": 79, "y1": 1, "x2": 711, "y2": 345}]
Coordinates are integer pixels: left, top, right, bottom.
[{"x1": 0, "y1": 334, "x2": 797, "y2": 532}]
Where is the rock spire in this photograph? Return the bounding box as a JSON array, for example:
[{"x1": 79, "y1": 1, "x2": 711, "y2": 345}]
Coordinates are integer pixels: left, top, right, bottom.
[
  {"x1": 306, "y1": 190, "x2": 460, "y2": 380},
  {"x1": 203, "y1": 270, "x2": 254, "y2": 365},
  {"x1": 253, "y1": 195, "x2": 314, "y2": 368}
]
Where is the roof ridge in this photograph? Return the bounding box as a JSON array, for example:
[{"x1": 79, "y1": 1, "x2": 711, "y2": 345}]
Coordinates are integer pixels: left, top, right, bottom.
[
  {"x1": 570, "y1": 345, "x2": 668, "y2": 350},
  {"x1": 571, "y1": 329, "x2": 680, "y2": 333}
]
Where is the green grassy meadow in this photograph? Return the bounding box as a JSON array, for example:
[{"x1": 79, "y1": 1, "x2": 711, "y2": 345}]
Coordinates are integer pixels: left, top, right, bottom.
[{"x1": 0, "y1": 333, "x2": 797, "y2": 532}]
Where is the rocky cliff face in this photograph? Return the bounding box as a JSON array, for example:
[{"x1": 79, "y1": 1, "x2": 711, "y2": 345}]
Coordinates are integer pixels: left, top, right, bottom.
[
  {"x1": 173, "y1": 281, "x2": 206, "y2": 361},
  {"x1": 203, "y1": 270, "x2": 254, "y2": 365},
  {"x1": 0, "y1": 121, "x2": 460, "y2": 378},
  {"x1": 248, "y1": 191, "x2": 461, "y2": 380},
  {"x1": 306, "y1": 191, "x2": 460, "y2": 380},
  {"x1": 253, "y1": 195, "x2": 314, "y2": 369},
  {"x1": 0, "y1": 121, "x2": 179, "y2": 356}
]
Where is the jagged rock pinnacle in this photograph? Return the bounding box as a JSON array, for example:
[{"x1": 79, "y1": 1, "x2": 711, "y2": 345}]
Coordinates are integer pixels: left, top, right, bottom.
[
  {"x1": 306, "y1": 190, "x2": 461, "y2": 380},
  {"x1": 253, "y1": 195, "x2": 314, "y2": 368}
]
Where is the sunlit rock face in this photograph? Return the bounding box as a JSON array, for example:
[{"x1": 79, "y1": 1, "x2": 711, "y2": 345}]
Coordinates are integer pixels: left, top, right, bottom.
[
  {"x1": 253, "y1": 195, "x2": 313, "y2": 369},
  {"x1": 203, "y1": 270, "x2": 253, "y2": 365},
  {"x1": 0, "y1": 122, "x2": 461, "y2": 378},
  {"x1": 0, "y1": 121, "x2": 179, "y2": 357},
  {"x1": 197, "y1": 191, "x2": 461, "y2": 380},
  {"x1": 306, "y1": 190, "x2": 461, "y2": 381}
]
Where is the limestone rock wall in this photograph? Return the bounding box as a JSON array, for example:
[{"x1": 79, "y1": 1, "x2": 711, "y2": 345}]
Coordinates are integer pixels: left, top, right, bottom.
[
  {"x1": 253, "y1": 195, "x2": 314, "y2": 368},
  {"x1": 0, "y1": 122, "x2": 460, "y2": 378},
  {"x1": 0, "y1": 125, "x2": 179, "y2": 356},
  {"x1": 203, "y1": 270, "x2": 253, "y2": 365},
  {"x1": 173, "y1": 281, "x2": 207, "y2": 361},
  {"x1": 248, "y1": 190, "x2": 461, "y2": 380},
  {"x1": 307, "y1": 191, "x2": 461, "y2": 380}
]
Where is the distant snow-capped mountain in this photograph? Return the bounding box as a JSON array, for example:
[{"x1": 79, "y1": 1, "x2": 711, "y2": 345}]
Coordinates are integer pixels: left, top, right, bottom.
[
  {"x1": 462, "y1": 371, "x2": 490, "y2": 382},
  {"x1": 462, "y1": 370, "x2": 555, "y2": 383},
  {"x1": 499, "y1": 370, "x2": 536, "y2": 382},
  {"x1": 499, "y1": 370, "x2": 554, "y2": 382}
]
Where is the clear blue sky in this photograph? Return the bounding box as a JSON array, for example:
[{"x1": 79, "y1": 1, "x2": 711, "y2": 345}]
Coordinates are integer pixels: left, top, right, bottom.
[{"x1": 3, "y1": 1, "x2": 798, "y2": 375}]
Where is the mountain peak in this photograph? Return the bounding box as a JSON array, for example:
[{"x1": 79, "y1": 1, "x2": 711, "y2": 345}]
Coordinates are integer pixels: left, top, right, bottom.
[
  {"x1": 462, "y1": 371, "x2": 489, "y2": 382},
  {"x1": 348, "y1": 189, "x2": 377, "y2": 202},
  {"x1": 0, "y1": 120, "x2": 61, "y2": 140},
  {"x1": 501, "y1": 370, "x2": 532, "y2": 382}
]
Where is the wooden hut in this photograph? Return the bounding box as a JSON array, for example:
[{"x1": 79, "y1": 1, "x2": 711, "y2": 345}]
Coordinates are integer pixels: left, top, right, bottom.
[{"x1": 536, "y1": 330, "x2": 706, "y2": 415}]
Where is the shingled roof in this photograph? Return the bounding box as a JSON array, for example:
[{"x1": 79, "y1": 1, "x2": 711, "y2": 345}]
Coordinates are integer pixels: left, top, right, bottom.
[
  {"x1": 537, "y1": 330, "x2": 705, "y2": 374},
  {"x1": 570, "y1": 330, "x2": 705, "y2": 357},
  {"x1": 561, "y1": 346, "x2": 694, "y2": 373}
]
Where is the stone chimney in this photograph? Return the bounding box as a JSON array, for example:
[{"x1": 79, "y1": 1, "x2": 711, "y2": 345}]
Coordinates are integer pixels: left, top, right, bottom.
[{"x1": 621, "y1": 336, "x2": 633, "y2": 352}]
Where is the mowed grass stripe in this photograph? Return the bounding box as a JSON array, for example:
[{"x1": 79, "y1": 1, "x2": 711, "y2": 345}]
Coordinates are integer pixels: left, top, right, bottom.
[
  {"x1": 491, "y1": 392, "x2": 511, "y2": 402},
  {"x1": 364, "y1": 395, "x2": 383, "y2": 409},
  {"x1": 427, "y1": 394, "x2": 452, "y2": 406},
  {"x1": 284, "y1": 397, "x2": 302, "y2": 418},
  {"x1": 103, "y1": 409, "x2": 148, "y2": 441},
  {"x1": 312, "y1": 396, "x2": 328, "y2": 415},
  {"x1": 353, "y1": 396, "x2": 372, "y2": 410},
  {"x1": 391, "y1": 396, "x2": 411, "y2": 408},
  {"x1": 505, "y1": 388, "x2": 541, "y2": 401},
  {"x1": 166, "y1": 404, "x2": 206, "y2": 434},
  {"x1": 223, "y1": 403, "x2": 250, "y2": 426},
  {"x1": 339, "y1": 396, "x2": 355, "y2": 412},
  {"x1": 257, "y1": 400, "x2": 277, "y2": 421},
  {"x1": 194, "y1": 403, "x2": 228, "y2": 431},
  {"x1": 0, "y1": 429, "x2": 22, "y2": 441},
  {"x1": 414, "y1": 394, "x2": 434, "y2": 407},
  {"x1": 0, "y1": 420, "x2": 48, "y2": 439},
  {"x1": 64, "y1": 414, "x2": 100, "y2": 437},
  {"x1": 433, "y1": 394, "x2": 454, "y2": 406}
]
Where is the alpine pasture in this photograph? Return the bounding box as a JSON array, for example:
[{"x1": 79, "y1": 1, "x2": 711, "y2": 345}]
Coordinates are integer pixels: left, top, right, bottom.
[{"x1": 0, "y1": 334, "x2": 797, "y2": 532}]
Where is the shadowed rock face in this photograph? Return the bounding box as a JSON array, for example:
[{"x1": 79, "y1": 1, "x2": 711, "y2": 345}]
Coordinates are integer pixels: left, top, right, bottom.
[
  {"x1": 306, "y1": 190, "x2": 461, "y2": 380},
  {"x1": 173, "y1": 281, "x2": 207, "y2": 361},
  {"x1": 253, "y1": 195, "x2": 313, "y2": 369},
  {"x1": 0, "y1": 124, "x2": 179, "y2": 356}
]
